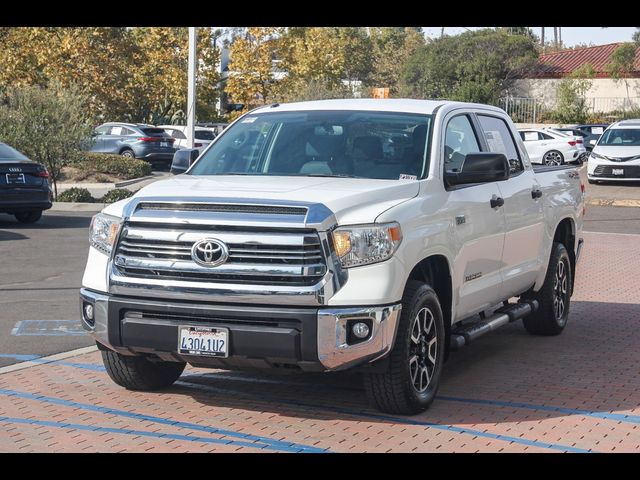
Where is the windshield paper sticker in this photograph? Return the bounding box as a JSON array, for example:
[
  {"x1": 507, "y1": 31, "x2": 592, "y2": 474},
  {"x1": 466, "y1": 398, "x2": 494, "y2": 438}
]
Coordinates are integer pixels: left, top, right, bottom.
[
  {"x1": 399, "y1": 174, "x2": 417, "y2": 180},
  {"x1": 241, "y1": 117, "x2": 257, "y2": 123}
]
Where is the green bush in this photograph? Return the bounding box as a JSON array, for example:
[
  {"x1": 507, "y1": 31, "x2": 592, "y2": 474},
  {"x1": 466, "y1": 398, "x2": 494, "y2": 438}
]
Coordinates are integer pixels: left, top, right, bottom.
[
  {"x1": 57, "y1": 187, "x2": 94, "y2": 203},
  {"x1": 66, "y1": 152, "x2": 152, "y2": 180},
  {"x1": 100, "y1": 189, "x2": 134, "y2": 203}
]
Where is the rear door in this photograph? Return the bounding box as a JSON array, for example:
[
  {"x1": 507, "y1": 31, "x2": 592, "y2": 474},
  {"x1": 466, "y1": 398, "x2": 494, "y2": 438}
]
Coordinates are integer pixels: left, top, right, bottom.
[
  {"x1": 104, "y1": 125, "x2": 126, "y2": 153},
  {"x1": 477, "y1": 114, "x2": 545, "y2": 298},
  {"x1": 443, "y1": 113, "x2": 507, "y2": 320}
]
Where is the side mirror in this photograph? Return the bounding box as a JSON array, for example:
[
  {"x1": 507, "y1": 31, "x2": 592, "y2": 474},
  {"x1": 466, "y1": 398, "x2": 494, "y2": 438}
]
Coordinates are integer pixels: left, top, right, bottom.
[
  {"x1": 445, "y1": 152, "x2": 510, "y2": 187},
  {"x1": 170, "y1": 148, "x2": 200, "y2": 175}
]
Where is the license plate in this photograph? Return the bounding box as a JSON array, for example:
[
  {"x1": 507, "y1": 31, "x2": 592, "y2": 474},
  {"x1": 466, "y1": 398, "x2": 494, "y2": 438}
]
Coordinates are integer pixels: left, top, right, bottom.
[
  {"x1": 160, "y1": 141, "x2": 169, "y2": 147},
  {"x1": 6, "y1": 173, "x2": 25, "y2": 184},
  {"x1": 612, "y1": 168, "x2": 624, "y2": 176},
  {"x1": 178, "y1": 326, "x2": 228, "y2": 357}
]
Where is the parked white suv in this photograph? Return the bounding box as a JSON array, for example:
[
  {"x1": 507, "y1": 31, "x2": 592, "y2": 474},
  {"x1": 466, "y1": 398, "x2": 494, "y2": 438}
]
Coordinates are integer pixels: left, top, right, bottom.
[
  {"x1": 587, "y1": 119, "x2": 640, "y2": 183},
  {"x1": 158, "y1": 125, "x2": 216, "y2": 150},
  {"x1": 518, "y1": 128, "x2": 586, "y2": 165},
  {"x1": 81, "y1": 99, "x2": 584, "y2": 415}
]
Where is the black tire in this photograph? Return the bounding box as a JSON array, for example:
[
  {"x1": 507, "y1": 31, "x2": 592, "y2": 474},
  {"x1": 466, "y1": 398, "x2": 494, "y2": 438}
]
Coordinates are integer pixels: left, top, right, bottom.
[
  {"x1": 364, "y1": 281, "x2": 445, "y2": 415},
  {"x1": 522, "y1": 242, "x2": 572, "y2": 336},
  {"x1": 101, "y1": 350, "x2": 185, "y2": 391},
  {"x1": 14, "y1": 210, "x2": 42, "y2": 224},
  {"x1": 543, "y1": 150, "x2": 564, "y2": 166},
  {"x1": 120, "y1": 149, "x2": 135, "y2": 159}
]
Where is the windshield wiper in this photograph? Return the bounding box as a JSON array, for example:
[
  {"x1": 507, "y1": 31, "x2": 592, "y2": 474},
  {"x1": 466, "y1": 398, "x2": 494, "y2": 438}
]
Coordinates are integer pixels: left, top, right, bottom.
[{"x1": 296, "y1": 173, "x2": 361, "y2": 178}]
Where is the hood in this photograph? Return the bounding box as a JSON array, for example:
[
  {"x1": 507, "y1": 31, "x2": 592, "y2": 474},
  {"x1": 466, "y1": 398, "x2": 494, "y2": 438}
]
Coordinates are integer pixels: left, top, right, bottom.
[
  {"x1": 102, "y1": 175, "x2": 420, "y2": 226},
  {"x1": 592, "y1": 145, "x2": 640, "y2": 160}
]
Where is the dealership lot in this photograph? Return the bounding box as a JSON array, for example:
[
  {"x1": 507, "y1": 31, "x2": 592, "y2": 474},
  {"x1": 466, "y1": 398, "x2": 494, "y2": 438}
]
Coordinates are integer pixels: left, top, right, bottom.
[{"x1": 0, "y1": 209, "x2": 639, "y2": 452}]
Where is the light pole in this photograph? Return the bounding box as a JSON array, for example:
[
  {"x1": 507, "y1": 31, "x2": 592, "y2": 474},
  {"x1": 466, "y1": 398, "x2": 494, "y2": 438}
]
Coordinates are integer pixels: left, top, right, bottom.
[{"x1": 187, "y1": 27, "x2": 197, "y2": 149}]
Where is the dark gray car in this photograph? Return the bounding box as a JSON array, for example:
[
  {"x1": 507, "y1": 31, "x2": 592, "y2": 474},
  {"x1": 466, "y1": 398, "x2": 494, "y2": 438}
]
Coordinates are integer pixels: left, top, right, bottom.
[{"x1": 90, "y1": 123, "x2": 177, "y2": 168}]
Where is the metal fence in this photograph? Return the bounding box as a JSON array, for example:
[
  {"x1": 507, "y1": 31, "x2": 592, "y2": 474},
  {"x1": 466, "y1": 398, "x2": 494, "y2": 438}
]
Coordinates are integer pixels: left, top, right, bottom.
[{"x1": 499, "y1": 96, "x2": 640, "y2": 124}]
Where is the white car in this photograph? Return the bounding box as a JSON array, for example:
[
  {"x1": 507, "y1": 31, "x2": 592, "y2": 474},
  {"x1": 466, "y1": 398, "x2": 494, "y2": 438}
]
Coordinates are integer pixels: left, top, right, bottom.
[
  {"x1": 158, "y1": 125, "x2": 216, "y2": 150},
  {"x1": 518, "y1": 128, "x2": 586, "y2": 165},
  {"x1": 82, "y1": 99, "x2": 584, "y2": 415},
  {"x1": 587, "y1": 119, "x2": 640, "y2": 183}
]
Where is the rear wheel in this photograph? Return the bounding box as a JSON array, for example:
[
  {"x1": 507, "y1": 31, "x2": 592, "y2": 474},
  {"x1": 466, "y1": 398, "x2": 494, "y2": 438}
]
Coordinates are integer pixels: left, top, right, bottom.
[
  {"x1": 364, "y1": 281, "x2": 445, "y2": 415},
  {"x1": 543, "y1": 150, "x2": 564, "y2": 166},
  {"x1": 101, "y1": 350, "x2": 185, "y2": 391},
  {"x1": 522, "y1": 242, "x2": 572, "y2": 336},
  {"x1": 14, "y1": 210, "x2": 42, "y2": 224},
  {"x1": 120, "y1": 149, "x2": 135, "y2": 159}
]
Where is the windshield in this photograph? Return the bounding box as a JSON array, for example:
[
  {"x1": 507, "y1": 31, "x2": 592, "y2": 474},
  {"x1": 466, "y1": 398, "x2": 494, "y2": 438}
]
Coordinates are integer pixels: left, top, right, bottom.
[
  {"x1": 188, "y1": 110, "x2": 432, "y2": 180},
  {"x1": 598, "y1": 128, "x2": 640, "y2": 146}
]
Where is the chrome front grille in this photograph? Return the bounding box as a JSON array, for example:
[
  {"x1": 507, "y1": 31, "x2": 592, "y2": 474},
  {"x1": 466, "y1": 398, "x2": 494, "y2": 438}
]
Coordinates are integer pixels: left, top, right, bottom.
[{"x1": 113, "y1": 223, "x2": 327, "y2": 286}]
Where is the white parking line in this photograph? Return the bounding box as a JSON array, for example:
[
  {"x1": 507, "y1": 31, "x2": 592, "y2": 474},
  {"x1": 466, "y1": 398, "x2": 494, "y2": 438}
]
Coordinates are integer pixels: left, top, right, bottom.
[{"x1": 0, "y1": 346, "x2": 98, "y2": 375}]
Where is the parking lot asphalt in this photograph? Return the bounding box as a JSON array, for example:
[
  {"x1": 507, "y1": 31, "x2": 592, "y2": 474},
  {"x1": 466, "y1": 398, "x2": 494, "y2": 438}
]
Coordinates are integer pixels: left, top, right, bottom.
[{"x1": 1, "y1": 204, "x2": 639, "y2": 452}]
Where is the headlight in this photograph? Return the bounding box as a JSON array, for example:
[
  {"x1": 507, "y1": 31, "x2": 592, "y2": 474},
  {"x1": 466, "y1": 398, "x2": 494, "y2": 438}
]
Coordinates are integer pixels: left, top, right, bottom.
[
  {"x1": 589, "y1": 151, "x2": 604, "y2": 161},
  {"x1": 332, "y1": 222, "x2": 402, "y2": 268},
  {"x1": 89, "y1": 213, "x2": 121, "y2": 255}
]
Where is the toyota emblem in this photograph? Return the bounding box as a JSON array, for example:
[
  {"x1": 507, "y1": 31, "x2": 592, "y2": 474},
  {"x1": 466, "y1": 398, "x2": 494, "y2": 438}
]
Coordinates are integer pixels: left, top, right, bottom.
[{"x1": 191, "y1": 238, "x2": 229, "y2": 267}]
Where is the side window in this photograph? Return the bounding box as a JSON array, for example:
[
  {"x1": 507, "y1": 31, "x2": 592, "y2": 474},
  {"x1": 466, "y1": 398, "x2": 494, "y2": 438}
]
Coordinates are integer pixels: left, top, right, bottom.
[
  {"x1": 540, "y1": 132, "x2": 554, "y2": 140},
  {"x1": 521, "y1": 131, "x2": 540, "y2": 142},
  {"x1": 109, "y1": 126, "x2": 124, "y2": 136},
  {"x1": 94, "y1": 125, "x2": 109, "y2": 135},
  {"x1": 444, "y1": 115, "x2": 481, "y2": 174},
  {"x1": 121, "y1": 127, "x2": 135, "y2": 136},
  {"x1": 477, "y1": 115, "x2": 523, "y2": 175}
]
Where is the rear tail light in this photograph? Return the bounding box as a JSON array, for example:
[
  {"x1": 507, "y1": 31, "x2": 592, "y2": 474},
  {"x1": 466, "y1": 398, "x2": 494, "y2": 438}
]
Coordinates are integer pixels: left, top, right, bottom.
[
  {"x1": 33, "y1": 170, "x2": 49, "y2": 178},
  {"x1": 194, "y1": 143, "x2": 203, "y2": 148},
  {"x1": 137, "y1": 137, "x2": 157, "y2": 142},
  {"x1": 576, "y1": 138, "x2": 583, "y2": 144},
  {"x1": 568, "y1": 140, "x2": 577, "y2": 146}
]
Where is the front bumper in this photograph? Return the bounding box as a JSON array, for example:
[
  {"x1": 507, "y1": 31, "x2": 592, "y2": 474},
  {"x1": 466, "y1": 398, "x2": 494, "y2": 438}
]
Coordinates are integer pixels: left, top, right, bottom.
[{"x1": 80, "y1": 288, "x2": 401, "y2": 372}]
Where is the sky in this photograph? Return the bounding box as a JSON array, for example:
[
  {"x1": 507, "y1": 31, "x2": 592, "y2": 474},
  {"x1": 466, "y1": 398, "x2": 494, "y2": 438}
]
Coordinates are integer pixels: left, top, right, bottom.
[{"x1": 423, "y1": 27, "x2": 638, "y2": 47}]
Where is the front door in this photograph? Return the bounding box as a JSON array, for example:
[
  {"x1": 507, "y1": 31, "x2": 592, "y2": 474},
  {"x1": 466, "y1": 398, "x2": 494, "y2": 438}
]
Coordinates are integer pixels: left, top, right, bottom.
[{"x1": 443, "y1": 113, "x2": 507, "y2": 321}]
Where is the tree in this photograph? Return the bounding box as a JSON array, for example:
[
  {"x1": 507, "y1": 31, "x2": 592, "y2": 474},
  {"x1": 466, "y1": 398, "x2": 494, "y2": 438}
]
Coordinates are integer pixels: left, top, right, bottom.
[
  {"x1": 605, "y1": 43, "x2": 638, "y2": 112},
  {"x1": 399, "y1": 29, "x2": 538, "y2": 104},
  {"x1": 633, "y1": 28, "x2": 640, "y2": 46},
  {"x1": 367, "y1": 27, "x2": 425, "y2": 96},
  {"x1": 224, "y1": 27, "x2": 284, "y2": 113},
  {"x1": 0, "y1": 82, "x2": 94, "y2": 198},
  {"x1": 552, "y1": 64, "x2": 596, "y2": 124}
]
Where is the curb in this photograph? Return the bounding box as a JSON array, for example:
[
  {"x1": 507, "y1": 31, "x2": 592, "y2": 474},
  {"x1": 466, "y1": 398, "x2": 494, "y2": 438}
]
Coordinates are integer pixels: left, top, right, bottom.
[
  {"x1": 50, "y1": 202, "x2": 105, "y2": 212},
  {"x1": 585, "y1": 198, "x2": 640, "y2": 208},
  {"x1": 115, "y1": 175, "x2": 154, "y2": 188}
]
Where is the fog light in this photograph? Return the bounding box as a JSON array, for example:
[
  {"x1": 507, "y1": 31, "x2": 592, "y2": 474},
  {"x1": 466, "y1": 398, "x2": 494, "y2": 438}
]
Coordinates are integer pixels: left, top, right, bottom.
[
  {"x1": 352, "y1": 322, "x2": 370, "y2": 339},
  {"x1": 83, "y1": 303, "x2": 94, "y2": 322}
]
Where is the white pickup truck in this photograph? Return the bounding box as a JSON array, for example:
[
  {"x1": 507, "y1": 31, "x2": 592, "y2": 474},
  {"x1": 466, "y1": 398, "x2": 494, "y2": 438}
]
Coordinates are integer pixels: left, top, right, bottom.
[{"x1": 80, "y1": 99, "x2": 585, "y2": 414}]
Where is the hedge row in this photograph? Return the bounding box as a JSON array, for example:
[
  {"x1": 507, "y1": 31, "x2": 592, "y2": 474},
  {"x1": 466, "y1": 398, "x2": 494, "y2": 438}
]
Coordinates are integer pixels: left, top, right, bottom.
[
  {"x1": 57, "y1": 187, "x2": 134, "y2": 203},
  {"x1": 66, "y1": 152, "x2": 152, "y2": 180}
]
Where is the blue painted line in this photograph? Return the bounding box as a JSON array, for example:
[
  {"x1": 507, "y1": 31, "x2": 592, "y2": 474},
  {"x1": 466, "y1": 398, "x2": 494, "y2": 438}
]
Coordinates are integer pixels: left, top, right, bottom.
[
  {"x1": 0, "y1": 416, "x2": 292, "y2": 451},
  {"x1": 0, "y1": 388, "x2": 327, "y2": 453},
  {"x1": 11, "y1": 320, "x2": 85, "y2": 337},
  {"x1": 439, "y1": 395, "x2": 640, "y2": 425},
  {"x1": 0, "y1": 354, "x2": 41, "y2": 361},
  {"x1": 175, "y1": 380, "x2": 592, "y2": 453}
]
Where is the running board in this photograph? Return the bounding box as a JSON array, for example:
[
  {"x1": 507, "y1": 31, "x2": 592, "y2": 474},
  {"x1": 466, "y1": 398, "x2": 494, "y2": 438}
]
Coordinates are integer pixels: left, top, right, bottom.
[{"x1": 450, "y1": 300, "x2": 539, "y2": 351}]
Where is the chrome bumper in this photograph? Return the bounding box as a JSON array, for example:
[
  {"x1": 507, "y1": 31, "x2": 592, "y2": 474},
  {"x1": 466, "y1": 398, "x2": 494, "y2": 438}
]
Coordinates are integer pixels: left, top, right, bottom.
[
  {"x1": 317, "y1": 304, "x2": 402, "y2": 370},
  {"x1": 80, "y1": 288, "x2": 401, "y2": 371}
]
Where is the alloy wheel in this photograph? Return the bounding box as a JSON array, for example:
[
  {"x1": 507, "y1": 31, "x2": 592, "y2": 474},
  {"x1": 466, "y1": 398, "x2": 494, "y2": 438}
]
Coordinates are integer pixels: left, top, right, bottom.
[
  {"x1": 553, "y1": 258, "x2": 569, "y2": 325},
  {"x1": 408, "y1": 307, "x2": 437, "y2": 393}
]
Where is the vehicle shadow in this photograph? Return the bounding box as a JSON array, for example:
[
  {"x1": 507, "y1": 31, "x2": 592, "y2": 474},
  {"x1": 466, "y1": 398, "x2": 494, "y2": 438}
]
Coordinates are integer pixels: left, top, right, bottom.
[
  {"x1": 0, "y1": 230, "x2": 28, "y2": 241},
  {"x1": 0, "y1": 213, "x2": 91, "y2": 230},
  {"x1": 171, "y1": 300, "x2": 640, "y2": 428}
]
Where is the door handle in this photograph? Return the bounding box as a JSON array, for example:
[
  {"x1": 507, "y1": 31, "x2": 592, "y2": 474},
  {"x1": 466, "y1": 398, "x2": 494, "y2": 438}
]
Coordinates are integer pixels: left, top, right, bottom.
[
  {"x1": 490, "y1": 197, "x2": 504, "y2": 208},
  {"x1": 531, "y1": 189, "x2": 543, "y2": 199}
]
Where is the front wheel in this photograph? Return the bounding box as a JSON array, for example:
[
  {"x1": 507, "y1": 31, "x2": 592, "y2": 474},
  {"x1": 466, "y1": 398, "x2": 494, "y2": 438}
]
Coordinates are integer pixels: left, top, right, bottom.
[
  {"x1": 522, "y1": 242, "x2": 572, "y2": 336},
  {"x1": 364, "y1": 281, "x2": 445, "y2": 415},
  {"x1": 101, "y1": 350, "x2": 186, "y2": 391},
  {"x1": 14, "y1": 210, "x2": 42, "y2": 224}
]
